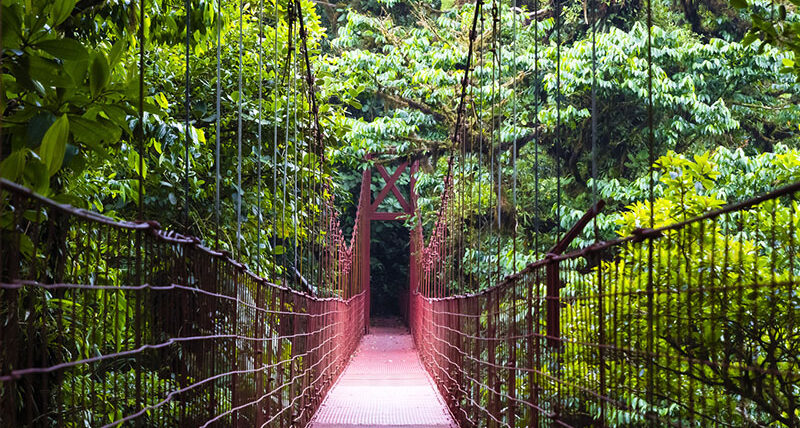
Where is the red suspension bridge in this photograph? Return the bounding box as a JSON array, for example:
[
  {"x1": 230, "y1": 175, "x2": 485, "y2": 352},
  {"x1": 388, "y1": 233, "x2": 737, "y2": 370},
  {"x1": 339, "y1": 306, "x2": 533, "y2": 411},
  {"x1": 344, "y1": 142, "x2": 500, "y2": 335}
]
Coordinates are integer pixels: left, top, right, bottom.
[
  {"x1": 3, "y1": 166, "x2": 800, "y2": 426},
  {"x1": 2, "y1": 0, "x2": 800, "y2": 427}
]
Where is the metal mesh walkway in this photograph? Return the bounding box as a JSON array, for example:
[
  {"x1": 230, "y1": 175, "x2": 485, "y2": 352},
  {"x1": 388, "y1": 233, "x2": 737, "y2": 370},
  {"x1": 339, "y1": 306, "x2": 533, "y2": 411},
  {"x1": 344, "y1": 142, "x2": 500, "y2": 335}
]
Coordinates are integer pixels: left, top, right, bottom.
[{"x1": 310, "y1": 318, "x2": 457, "y2": 427}]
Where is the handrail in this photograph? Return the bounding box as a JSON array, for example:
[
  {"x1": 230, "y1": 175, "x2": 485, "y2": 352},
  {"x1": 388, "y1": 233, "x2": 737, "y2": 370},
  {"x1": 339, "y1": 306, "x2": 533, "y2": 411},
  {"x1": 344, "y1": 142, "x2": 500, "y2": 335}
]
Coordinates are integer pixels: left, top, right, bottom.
[{"x1": 548, "y1": 199, "x2": 605, "y2": 255}]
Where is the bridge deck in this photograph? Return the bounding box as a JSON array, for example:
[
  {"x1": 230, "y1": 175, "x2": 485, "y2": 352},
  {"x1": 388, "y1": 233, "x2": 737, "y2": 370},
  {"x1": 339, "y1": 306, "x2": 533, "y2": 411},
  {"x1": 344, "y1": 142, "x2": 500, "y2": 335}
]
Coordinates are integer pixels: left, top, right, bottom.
[{"x1": 310, "y1": 318, "x2": 456, "y2": 428}]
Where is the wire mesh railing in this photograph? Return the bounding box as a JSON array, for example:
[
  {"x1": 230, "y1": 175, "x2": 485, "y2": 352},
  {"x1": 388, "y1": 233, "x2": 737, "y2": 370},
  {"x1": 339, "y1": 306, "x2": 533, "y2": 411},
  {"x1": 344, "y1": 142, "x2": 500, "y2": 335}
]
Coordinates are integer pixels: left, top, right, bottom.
[
  {"x1": 410, "y1": 181, "x2": 800, "y2": 427},
  {"x1": 0, "y1": 179, "x2": 366, "y2": 427}
]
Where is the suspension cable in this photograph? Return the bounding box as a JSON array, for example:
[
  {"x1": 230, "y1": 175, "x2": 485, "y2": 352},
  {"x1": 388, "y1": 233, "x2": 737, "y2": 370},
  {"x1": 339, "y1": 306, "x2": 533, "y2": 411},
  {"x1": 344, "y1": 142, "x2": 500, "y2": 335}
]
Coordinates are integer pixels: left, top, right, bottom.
[
  {"x1": 492, "y1": 0, "x2": 501, "y2": 285},
  {"x1": 647, "y1": 0, "x2": 655, "y2": 227},
  {"x1": 296, "y1": 0, "x2": 322, "y2": 153},
  {"x1": 215, "y1": 0, "x2": 222, "y2": 248},
  {"x1": 508, "y1": 1, "x2": 520, "y2": 419},
  {"x1": 282, "y1": 3, "x2": 294, "y2": 287},
  {"x1": 419, "y1": 0, "x2": 482, "y2": 297},
  {"x1": 497, "y1": 0, "x2": 503, "y2": 283},
  {"x1": 256, "y1": 0, "x2": 264, "y2": 276},
  {"x1": 459, "y1": 101, "x2": 466, "y2": 294},
  {"x1": 512, "y1": 0, "x2": 517, "y2": 270},
  {"x1": 477, "y1": 2, "x2": 485, "y2": 290},
  {"x1": 453, "y1": 1, "x2": 483, "y2": 148},
  {"x1": 468, "y1": 18, "x2": 478, "y2": 293},
  {"x1": 272, "y1": 0, "x2": 280, "y2": 281},
  {"x1": 533, "y1": 0, "x2": 540, "y2": 256},
  {"x1": 646, "y1": 0, "x2": 656, "y2": 420},
  {"x1": 591, "y1": 3, "x2": 604, "y2": 421},
  {"x1": 555, "y1": 0, "x2": 562, "y2": 244},
  {"x1": 237, "y1": 0, "x2": 244, "y2": 259},
  {"x1": 292, "y1": 34, "x2": 300, "y2": 290},
  {"x1": 184, "y1": 0, "x2": 191, "y2": 231},
  {"x1": 138, "y1": 0, "x2": 146, "y2": 221},
  {"x1": 591, "y1": 0, "x2": 600, "y2": 242},
  {"x1": 296, "y1": 0, "x2": 324, "y2": 293}
]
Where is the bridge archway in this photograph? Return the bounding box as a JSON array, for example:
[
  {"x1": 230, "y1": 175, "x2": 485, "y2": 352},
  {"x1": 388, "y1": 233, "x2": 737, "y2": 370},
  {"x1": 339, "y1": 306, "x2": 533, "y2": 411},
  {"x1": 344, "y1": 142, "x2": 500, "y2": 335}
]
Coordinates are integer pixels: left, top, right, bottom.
[{"x1": 357, "y1": 158, "x2": 419, "y2": 329}]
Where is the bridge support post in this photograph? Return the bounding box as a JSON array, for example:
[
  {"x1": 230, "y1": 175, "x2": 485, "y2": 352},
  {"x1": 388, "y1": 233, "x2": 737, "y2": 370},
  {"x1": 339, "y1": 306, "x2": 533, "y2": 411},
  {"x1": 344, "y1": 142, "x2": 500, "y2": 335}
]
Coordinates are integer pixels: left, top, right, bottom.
[
  {"x1": 545, "y1": 259, "x2": 561, "y2": 350},
  {"x1": 544, "y1": 201, "x2": 605, "y2": 351},
  {"x1": 360, "y1": 167, "x2": 371, "y2": 333}
]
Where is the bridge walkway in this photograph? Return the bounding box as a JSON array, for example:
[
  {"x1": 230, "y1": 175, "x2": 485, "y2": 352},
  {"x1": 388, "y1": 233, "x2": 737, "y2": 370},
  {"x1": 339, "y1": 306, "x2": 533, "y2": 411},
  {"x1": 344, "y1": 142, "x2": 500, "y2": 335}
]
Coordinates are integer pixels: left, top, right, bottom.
[{"x1": 310, "y1": 318, "x2": 456, "y2": 428}]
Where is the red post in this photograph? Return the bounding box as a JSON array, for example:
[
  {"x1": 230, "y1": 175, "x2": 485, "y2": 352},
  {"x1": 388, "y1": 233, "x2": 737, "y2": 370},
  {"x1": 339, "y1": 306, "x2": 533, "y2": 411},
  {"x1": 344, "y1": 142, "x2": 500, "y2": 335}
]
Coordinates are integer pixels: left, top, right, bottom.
[
  {"x1": 408, "y1": 161, "x2": 419, "y2": 317},
  {"x1": 546, "y1": 259, "x2": 561, "y2": 349},
  {"x1": 360, "y1": 167, "x2": 372, "y2": 333}
]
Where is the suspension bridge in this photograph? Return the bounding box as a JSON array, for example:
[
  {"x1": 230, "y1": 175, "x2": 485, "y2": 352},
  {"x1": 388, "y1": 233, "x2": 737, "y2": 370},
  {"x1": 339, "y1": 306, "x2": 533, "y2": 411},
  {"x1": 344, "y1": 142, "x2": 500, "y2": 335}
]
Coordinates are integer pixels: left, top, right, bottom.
[{"x1": 2, "y1": 0, "x2": 800, "y2": 427}]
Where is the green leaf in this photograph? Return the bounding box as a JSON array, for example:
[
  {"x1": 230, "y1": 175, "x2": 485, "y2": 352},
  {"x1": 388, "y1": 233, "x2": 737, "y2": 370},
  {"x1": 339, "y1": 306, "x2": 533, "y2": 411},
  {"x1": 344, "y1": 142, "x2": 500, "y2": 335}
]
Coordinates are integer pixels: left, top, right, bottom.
[
  {"x1": 18, "y1": 234, "x2": 34, "y2": 259},
  {"x1": 63, "y1": 57, "x2": 89, "y2": 85},
  {"x1": 70, "y1": 116, "x2": 117, "y2": 153},
  {"x1": 741, "y1": 32, "x2": 758, "y2": 46},
  {"x1": 0, "y1": 149, "x2": 29, "y2": 181},
  {"x1": 347, "y1": 98, "x2": 363, "y2": 109},
  {"x1": 28, "y1": 55, "x2": 74, "y2": 88},
  {"x1": 23, "y1": 158, "x2": 50, "y2": 195},
  {"x1": 36, "y1": 38, "x2": 88, "y2": 61},
  {"x1": 50, "y1": 0, "x2": 77, "y2": 26},
  {"x1": 782, "y1": 58, "x2": 795, "y2": 68},
  {"x1": 26, "y1": 113, "x2": 56, "y2": 148},
  {"x1": 108, "y1": 39, "x2": 127, "y2": 68},
  {"x1": 155, "y1": 92, "x2": 169, "y2": 109},
  {"x1": 89, "y1": 53, "x2": 110, "y2": 97},
  {"x1": 1, "y1": 5, "x2": 23, "y2": 49},
  {"x1": 127, "y1": 150, "x2": 146, "y2": 179},
  {"x1": 730, "y1": 0, "x2": 747, "y2": 8},
  {"x1": 39, "y1": 114, "x2": 70, "y2": 176}
]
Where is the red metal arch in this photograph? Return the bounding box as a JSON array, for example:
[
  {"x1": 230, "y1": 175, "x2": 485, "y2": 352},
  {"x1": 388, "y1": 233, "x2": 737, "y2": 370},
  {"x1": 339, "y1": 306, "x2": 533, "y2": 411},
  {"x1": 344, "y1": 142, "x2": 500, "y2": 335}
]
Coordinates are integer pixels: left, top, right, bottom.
[{"x1": 358, "y1": 159, "x2": 419, "y2": 330}]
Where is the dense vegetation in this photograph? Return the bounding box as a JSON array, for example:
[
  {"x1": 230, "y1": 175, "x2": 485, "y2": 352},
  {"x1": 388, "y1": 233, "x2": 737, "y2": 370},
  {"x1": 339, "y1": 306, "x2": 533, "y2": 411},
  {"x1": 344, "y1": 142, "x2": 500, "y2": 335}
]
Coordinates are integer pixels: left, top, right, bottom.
[{"x1": 2, "y1": 0, "x2": 800, "y2": 425}]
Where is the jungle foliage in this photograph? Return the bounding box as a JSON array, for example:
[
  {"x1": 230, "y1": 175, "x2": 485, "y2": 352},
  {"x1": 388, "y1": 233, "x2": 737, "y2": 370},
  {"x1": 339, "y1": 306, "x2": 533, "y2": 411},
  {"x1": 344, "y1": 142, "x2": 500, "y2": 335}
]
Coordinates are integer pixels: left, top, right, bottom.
[{"x1": 3, "y1": 0, "x2": 800, "y2": 425}]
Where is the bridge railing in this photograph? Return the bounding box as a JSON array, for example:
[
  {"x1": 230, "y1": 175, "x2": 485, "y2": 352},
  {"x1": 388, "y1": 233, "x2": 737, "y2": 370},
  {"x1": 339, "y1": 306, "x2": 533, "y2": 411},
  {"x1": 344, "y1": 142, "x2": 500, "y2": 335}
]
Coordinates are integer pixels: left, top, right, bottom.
[
  {"x1": 411, "y1": 182, "x2": 800, "y2": 427},
  {"x1": 0, "y1": 179, "x2": 365, "y2": 427}
]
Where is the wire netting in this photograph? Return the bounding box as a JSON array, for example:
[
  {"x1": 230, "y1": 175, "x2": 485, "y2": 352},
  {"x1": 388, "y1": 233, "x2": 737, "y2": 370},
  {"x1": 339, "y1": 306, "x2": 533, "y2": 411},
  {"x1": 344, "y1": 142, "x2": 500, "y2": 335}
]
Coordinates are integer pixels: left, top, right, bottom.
[
  {"x1": 410, "y1": 182, "x2": 800, "y2": 427},
  {"x1": 0, "y1": 179, "x2": 365, "y2": 427}
]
